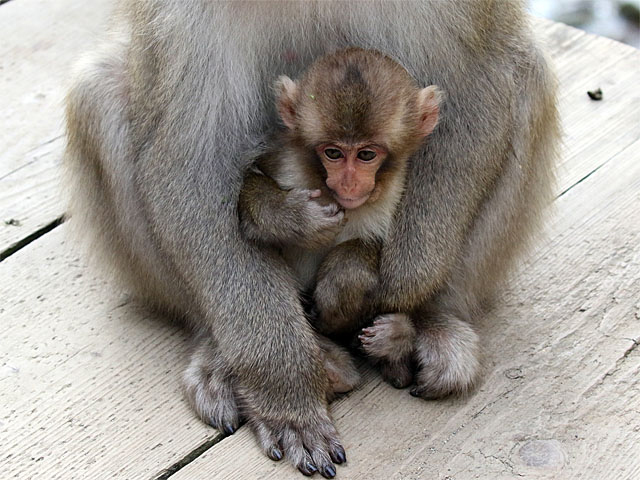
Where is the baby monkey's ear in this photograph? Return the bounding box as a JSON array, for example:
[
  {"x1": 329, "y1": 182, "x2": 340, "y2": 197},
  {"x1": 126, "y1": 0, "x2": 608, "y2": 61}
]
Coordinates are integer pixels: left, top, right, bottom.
[
  {"x1": 417, "y1": 85, "x2": 443, "y2": 137},
  {"x1": 275, "y1": 75, "x2": 299, "y2": 130}
]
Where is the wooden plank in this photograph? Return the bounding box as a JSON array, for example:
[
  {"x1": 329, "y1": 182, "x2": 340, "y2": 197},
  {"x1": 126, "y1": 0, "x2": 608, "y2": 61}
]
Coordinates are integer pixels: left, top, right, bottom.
[
  {"x1": 533, "y1": 20, "x2": 640, "y2": 194},
  {"x1": 1, "y1": 17, "x2": 638, "y2": 480},
  {"x1": 171, "y1": 142, "x2": 640, "y2": 480},
  {"x1": 1, "y1": 16, "x2": 637, "y2": 255},
  {"x1": 0, "y1": 0, "x2": 112, "y2": 250},
  {"x1": 0, "y1": 226, "x2": 221, "y2": 479}
]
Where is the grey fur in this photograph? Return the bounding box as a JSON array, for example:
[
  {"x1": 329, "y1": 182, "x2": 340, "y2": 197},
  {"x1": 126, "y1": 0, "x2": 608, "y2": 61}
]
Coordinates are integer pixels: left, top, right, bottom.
[{"x1": 64, "y1": 0, "x2": 558, "y2": 475}]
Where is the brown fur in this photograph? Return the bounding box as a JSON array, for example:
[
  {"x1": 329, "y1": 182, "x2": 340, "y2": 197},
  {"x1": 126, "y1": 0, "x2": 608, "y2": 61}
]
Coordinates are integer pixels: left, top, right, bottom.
[
  {"x1": 239, "y1": 48, "x2": 440, "y2": 293},
  {"x1": 64, "y1": 1, "x2": 559, "y2": 476},
  {"x1": 238, "y1": 50, "x2": 441, "y2": 385}
]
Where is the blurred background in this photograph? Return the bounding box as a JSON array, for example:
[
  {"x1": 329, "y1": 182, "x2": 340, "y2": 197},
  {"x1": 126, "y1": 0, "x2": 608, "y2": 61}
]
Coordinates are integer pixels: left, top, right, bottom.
[{"x1": 528, "y1": 0, "x2": 640, "y2": 47}]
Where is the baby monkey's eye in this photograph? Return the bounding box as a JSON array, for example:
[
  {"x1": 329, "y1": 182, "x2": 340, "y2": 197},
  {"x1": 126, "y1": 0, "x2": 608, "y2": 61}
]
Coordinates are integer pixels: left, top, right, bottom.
[
  {"x1": 324, "y1": 148, "x2": 344, "y2": 160},
  {"x1": 357, "y1": 150, "x2": 377, "y2": 161}
]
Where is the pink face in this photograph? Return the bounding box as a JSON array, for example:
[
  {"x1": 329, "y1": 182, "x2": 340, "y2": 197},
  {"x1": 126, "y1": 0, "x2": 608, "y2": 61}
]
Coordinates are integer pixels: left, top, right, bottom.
[{"x1": 315, "y1": 143, "x2": 388, "y2": 209}]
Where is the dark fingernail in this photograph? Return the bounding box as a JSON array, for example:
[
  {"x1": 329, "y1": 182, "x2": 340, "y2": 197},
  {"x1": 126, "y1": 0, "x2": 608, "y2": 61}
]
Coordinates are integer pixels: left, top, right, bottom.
[
  {"x1": 268, "y1": 447, "x2": 283, "y2": 461},
  {"x1": 299, "y1": 462, "x2": 318, "y2": 476},
  {"x1": 321, "y1": 464, "x2": 337, "y2": 478},
  {"x1": 223, "y1": 422, "x2": 236, "y2": 435},
  {"x1": 410, "y1": 388, "x2": 420, "y2": 397},
  {"x1": 331, "y1": 445, "x2": 346, "y2": 464}
]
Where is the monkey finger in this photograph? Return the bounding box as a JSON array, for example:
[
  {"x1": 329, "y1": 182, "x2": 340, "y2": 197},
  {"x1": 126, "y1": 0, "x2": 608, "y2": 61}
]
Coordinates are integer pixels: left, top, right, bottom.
[
  {"x1": 300, "y1": 431, "x2": 338, "y2": 478},
  {"x1": 280, "y1": 427, "x2": 319, "y2": 476},
  {"x1": 323, "y1": 210, "x2": 344, "y2": 228},
  {"x1": 409, "y1": 385, "x2": 446, "y2": 401},
  {"x1": 380, "y1": 360, "x2": 414, "y2": 390},
  {"x1": 372, "y1": 315, "x2": 391, "y2": 326},
  {"x1": 307, "y1": 447, "x2": 336, "y2": 479},
  {"x1": 319, "y1": 423, "x2": 346, "y2": 465},
  {"x1": 320, "y1": 203, "x2": 340, "y2": 217},
  {"x1": 303, "y1": 426, "x2": 344, "y2": 478},
  {"x1": 359, "y1": 327, "x2": 376, "y2": 337},
  {"x1": 252, "y1": 420, "x2": 284, "y2": 462},
  {"x1": 308, "y1": 189, "x2": 322, "y2": 199},
  {"x1": 328, "y1": 443, "x2": 347, "y2": 465}
]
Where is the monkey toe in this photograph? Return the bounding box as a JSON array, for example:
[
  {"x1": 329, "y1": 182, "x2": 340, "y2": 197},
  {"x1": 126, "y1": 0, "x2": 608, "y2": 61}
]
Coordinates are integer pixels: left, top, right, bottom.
[
  {"x1": 296, "y1": 428, "x2": 340, "y2": 479},
  {"x1": 298, "y1": 462, "x2": 318, "y2": 476},
  {"x1": 391, "y1": 377, "x2": 411, "y2": 389},
  {"x1": 409, "y1": 385, "x2": 450, "y2": 400},
  {"x1": 205, "y1": 406, "x2": 241, "y2": 436},
  {"x1": 380, "y1": 359, "x2": 413, "y2": 389},
  {"x1": 329, "y1": 444, "x2": 347, "y2": 464},
  {"x1": 253, "y1": 419, "x2": 282, "y2": 460},
  {"x1": 385, "y1": 372, "x2": 413, "y2": 390},
  {"x1": 182, "y1": 369, "x2": 241, "y2": 434},
  {"x1": 320, "y1": 464, "x2": 337, "y2": 478},
  {"x1": 359, "y1": 313, "x2": 415, "y2": 361},
  {"x1": 358, "y1": 329, "x2": 391, "y2": 359},
  {"x1": 268, "y1": 446, "x2": 284, "y2": 462},
  {"x1": 221, "y1": 422, "x2": 237, "y2": 435}
]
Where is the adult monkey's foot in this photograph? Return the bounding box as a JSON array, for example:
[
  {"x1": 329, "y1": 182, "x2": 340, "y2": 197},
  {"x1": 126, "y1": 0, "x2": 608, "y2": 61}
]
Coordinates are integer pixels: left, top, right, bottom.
[
  {"x1": 410, "y1": 313, "x2": 480, "y2": 399},
  {"x1": 182, "y1": 333, "x2": 241, "y2": 434},
  {"x1": 184, "y1": 332, "x2": 349, "y2": 477},
  {"x1": 250, "y1": 408, "x2": 346, "y2": 478}
]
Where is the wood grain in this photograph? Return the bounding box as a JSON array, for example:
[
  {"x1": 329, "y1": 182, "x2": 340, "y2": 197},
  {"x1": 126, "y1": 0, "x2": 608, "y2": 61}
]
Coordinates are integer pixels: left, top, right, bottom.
[
  {"x1": 0, "y1": 0, "x2": 112, "y2": 250},
  {"x1": 0, "y1": 12, "x2": 638, "y2": 480}
]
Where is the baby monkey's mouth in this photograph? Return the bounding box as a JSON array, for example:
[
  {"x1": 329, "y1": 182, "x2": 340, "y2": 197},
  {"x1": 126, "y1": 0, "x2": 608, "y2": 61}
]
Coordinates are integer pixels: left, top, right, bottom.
[{"x1": 333, "y1": 192, "x2": 371, "y2": 210}]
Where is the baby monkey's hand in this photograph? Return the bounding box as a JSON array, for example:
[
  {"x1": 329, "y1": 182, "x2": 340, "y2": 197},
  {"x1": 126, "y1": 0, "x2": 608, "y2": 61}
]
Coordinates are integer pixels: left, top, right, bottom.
[{"x1": 286, "y1": 188, "x2": 344, "y2": 249}]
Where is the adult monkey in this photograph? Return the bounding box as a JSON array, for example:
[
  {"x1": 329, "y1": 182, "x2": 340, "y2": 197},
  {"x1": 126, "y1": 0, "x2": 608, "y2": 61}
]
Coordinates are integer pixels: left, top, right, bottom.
[{"x1": 65, "y1": 0, "x2": 559, "y2": 477}]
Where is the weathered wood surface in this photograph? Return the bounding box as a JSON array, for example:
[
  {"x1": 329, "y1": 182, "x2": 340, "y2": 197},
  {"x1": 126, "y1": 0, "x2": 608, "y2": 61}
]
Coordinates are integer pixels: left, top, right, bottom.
[
  {"x1": 0, "y1": 7, "x2": 638, "y2": 480},
  {"x1": 0, "y1": 0, "x2": 112, "y2": 251}
]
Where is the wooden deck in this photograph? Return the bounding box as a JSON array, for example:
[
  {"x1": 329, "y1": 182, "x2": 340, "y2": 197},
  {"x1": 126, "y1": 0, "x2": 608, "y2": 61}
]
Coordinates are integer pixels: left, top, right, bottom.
[{"x1": 1, "y1": 2, "x2": 639, "y2": 479}]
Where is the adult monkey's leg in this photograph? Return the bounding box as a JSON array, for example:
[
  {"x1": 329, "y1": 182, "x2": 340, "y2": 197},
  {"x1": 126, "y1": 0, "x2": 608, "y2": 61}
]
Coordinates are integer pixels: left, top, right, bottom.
[{"x1": 64, "y1": 4, "x2": 346, "y2": 478}]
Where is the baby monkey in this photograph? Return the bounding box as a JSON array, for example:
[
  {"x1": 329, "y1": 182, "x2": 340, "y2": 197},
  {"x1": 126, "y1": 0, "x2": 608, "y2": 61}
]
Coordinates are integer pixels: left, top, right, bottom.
[{"x1": 239, "y1": 48, "x2": 442, "y2": 388}]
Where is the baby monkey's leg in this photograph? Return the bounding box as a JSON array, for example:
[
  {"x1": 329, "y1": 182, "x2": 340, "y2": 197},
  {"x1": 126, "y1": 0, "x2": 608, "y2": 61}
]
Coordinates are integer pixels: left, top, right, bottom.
[
  {"x1": 314, "y1": 240, "x2": 415, "y2": 388},
  {"x1": 313, "y1": 239, "x2": 380, "y2": 338}
]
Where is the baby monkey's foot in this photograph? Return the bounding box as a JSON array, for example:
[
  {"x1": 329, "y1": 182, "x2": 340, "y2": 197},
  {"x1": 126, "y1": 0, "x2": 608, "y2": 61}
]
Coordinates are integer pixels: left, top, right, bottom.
[
  {"x1": 359, "y1": 313, "x2": 416, "y2": 389},
  {"x1": 182, "y1": 335, "x2": 241, "y2": 435}
]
